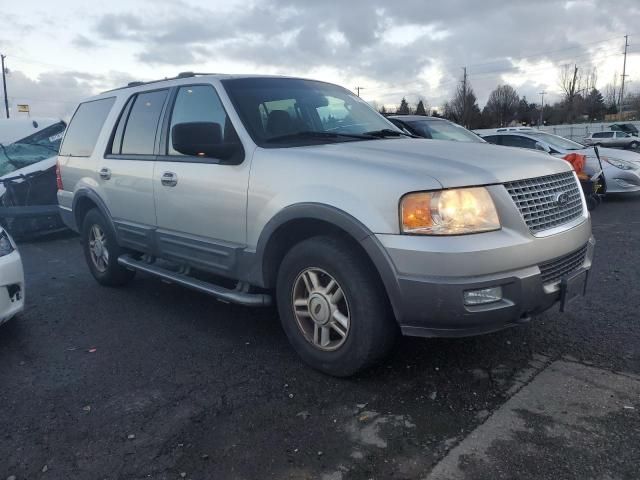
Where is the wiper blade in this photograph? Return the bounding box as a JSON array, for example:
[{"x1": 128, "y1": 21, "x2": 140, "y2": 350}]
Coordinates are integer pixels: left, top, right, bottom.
[
  {"x1": 363, "y1": 128, "x2": 416, "y2": 138},
  {"x1": 265, "y1": 131, "x2": 377, "y2": 143}
]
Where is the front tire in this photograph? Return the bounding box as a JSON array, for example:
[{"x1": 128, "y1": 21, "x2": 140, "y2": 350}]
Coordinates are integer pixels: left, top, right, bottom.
[
  {"x1": 276, "y1": 236, "x2": 397, "y2": 377},
  {"x1": 629, "y1": 141, "x2": 639, "y2": 150},
  {"x1": 81, "y1": 208, "x2": 135, "y2": 286}
]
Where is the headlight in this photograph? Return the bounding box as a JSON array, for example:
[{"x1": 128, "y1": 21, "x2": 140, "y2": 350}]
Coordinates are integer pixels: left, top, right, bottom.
[
  {"x1": 0, "y1": 230, "x2": 14, "y2": 257},
  {"x1": 602, "y1": 156, "x2": 638, "y2": 170},
  {"x1": 401, "y1": 187, "x2": 500, "y2": 235}
]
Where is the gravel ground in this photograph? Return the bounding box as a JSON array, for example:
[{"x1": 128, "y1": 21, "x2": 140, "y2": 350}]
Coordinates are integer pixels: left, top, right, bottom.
[{"x1": 0, "y1": 196, "x2": 638, "y2": 480}]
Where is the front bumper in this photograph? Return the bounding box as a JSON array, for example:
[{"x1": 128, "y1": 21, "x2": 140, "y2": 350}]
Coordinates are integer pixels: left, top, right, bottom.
[
  {"x1": 376, "y1": 217, "x2": 594, "y2": 337},
  {"x1": 0, "y1": 250, "x2": 25, "y2": 325}
]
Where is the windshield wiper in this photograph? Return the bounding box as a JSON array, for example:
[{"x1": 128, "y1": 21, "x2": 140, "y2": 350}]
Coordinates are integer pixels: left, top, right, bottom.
[
  {"x1": 265, "y1": 131, "x2": 377, "y2": 143},
  {"x1": 363, "y1": 128, "x2": 417, "y2": 138}
]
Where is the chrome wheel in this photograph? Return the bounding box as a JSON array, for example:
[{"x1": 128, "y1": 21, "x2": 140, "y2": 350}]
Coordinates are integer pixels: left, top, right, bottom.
[
  {"x1": 88, "y1": 224, "x2": 109, "y2": 273},
  {"x1": 292, "y1": 268, "x2": 350, "y2": 351}
]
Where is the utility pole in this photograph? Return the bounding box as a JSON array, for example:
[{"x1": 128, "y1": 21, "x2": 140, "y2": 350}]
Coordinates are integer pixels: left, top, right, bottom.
[
  {"x1": 1, "y1": 54, "x2": 9, "y2": 119},
  {"x1": 354, "y1": 86, "x2": 365, "y2": 97},
  {"x1": 461, "y1": 67, "x2": 468, "y2": 127},
  {"x1": 539, "y1": 91, "x2": 546, "y2": 127},
  {"x1": 618, "y1": 35, "x2": 629, "y2": 119}
]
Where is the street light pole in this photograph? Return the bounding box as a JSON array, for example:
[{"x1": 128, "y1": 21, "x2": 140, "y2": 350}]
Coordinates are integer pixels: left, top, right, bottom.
[
  {"x1": 538, "y1": 91, "x2": 546, "y2": 128},
  {"x1": 1, "y1": 54, "x2": 9, "y2": 119}
]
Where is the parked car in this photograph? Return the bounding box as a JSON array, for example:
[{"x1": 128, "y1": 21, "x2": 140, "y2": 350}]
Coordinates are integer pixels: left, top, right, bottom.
[
  {"x1": 57, "y1": 74, "x2": 594, "y2": 376},
  {"x1": 0, "y1": 118, "x2": 67, "y2": 238},
  {"x1": 388, "y1": 115, "x2": 485, "y2": 142},
  {"x1": 583, "y1": 131, "x2": 639, "y2": 149},
  {"x1": 480, "y1": 129, "x2": 640, "y2": 194},
  {"x1": 0, "y1": 226, "x2": 24, "y2": 325}
]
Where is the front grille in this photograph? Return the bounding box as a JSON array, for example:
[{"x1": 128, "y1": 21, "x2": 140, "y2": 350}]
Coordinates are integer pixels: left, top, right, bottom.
[
  {"x1": 539, "y1": 245, "x2": 588, "y2": 285},
  {"x1": 504, "y1": 172, "x2": 584, "y2": 234}
]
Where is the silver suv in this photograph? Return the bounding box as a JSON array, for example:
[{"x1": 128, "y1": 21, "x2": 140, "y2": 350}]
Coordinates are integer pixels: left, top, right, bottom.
[{"x1": 57, "y1": 74, "x2": 594, "y2": 376}]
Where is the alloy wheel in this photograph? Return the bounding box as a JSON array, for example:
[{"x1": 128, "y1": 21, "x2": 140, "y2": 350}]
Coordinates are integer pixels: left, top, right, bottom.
[{"x1": 292, "y1": 268, "x2": 350, "y2": 351}]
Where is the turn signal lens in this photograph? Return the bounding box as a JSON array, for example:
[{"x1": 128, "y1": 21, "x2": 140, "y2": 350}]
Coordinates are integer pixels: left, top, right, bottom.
[{"x1": 401, "y1": 187, "x2": 500, "y2": 235}]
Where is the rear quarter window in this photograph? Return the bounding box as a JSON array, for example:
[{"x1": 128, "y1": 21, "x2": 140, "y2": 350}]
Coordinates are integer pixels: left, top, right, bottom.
[{"x1": 59, "y1": 97, "x2": 116, "y2": 157}]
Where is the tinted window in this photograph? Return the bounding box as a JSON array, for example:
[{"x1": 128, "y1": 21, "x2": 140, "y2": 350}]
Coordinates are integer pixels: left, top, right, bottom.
[
  {"x1": 482, "y1": 135, "x2": 501, "y2": 145},
  {"x1": 59, "y1": 98, "x2": 115, "y2": 157},
  {"x1": 121, "y1": 90, "x2": 168, "y2": 155},
  {"x1": 407, "y1": 119, "x2": 484, "y2": 143},
  {"x1": 616, "y1": 132, "x2": 629, "y2": 138},
  {"x1": 592, "y1": 132, "x2": 605, "y2": 138},
  {"x1": 499, "y1": 135, "x2": 538, "y2": 150},
  {"x1": 168, "y1": 85, "x2": 236, "y2": 155},
  {"x1": 109, "y1": 97, "x2": 134, "y2": 155}
]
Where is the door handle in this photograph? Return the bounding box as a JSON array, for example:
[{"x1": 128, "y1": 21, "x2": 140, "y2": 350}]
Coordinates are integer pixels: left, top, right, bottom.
[
  {"x1": 161, "y1": 171, "x2": 178, "y2": 187},
  {"x1": 99, "y1": 167, "x2": 111, "y2": 180}
]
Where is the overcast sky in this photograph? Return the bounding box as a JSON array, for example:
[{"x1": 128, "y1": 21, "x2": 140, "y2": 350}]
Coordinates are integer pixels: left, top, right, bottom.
[{"x1": 1, "y1": 0, "x2": 639, "y2": 119}]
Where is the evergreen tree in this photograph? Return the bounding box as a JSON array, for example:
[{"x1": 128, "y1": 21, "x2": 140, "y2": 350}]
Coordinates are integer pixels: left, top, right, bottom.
[
  {"x1": 379, "y1": 105, "x2": 387, "y2": 115},
  {"x1": 584, "y1": 88, "x2": 606, "y2": 121},
  {"x1": 397, "y1": 97, "x2": 411, "y2": 115},
  {"x1": 415, "y1": 100, "x2": 427, "y2": 116}
]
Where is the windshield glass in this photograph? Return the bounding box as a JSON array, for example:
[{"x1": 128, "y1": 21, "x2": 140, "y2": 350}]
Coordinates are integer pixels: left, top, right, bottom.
[
  {"x1": 407, "y1": 119, "x2": 484, "y2": 143},
  {"x1": 527, "y1": 131, "x2": 584, "y2": 151},
  {"x1": 222, "y1": 77, "x2": 398, "y2": 147},
  {"x1": 0, "y1": 121, "x2": 66, "y2": 176}
]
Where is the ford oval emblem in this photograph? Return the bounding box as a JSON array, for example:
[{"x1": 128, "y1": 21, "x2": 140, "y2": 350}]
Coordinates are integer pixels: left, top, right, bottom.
[{"x1": 555, "y1": 192, "x2": 569, "y2": 206}]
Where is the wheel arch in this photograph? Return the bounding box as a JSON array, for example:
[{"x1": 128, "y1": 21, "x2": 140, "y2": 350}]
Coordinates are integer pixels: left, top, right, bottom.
[
  {"x1": 72, "y1": 188, "x2": 117, "y2": 236},
  {"x1": 252, "y1": 203, "x2": 403, "y2": 321}
]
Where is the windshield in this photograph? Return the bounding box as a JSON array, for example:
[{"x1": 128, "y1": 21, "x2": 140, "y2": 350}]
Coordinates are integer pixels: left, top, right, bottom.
[
  {"x1": 222, "y1": 77, "x2": 398, "y2": 147},
  {"x1": 407, "y1": 119, "x2": 484, "y2": 143},
  {"x1": 0, "y1": 121, "x2": 66, "y2": 176},
  {"x1": 526, "y1": 131, "x2": 584, "y2": 151}
]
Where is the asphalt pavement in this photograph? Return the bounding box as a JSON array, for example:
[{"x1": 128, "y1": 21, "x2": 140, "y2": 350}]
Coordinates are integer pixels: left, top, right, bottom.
[{"x1": 1, "y1": 196, "x2": 639, "y2": 480}]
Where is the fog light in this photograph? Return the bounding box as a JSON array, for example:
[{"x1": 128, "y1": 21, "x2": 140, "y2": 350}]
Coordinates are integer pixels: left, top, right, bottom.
[{"x1": 464, "y1": 286, "x2": 503, "y2": 306}]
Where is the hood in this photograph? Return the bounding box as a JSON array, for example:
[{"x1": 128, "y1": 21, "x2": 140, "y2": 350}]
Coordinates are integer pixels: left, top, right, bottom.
[
  {"x1": 295, "y1": 138, "x2": 572, "y2": 188},
  {"x1": 595, "y1": 147, "x2": 640, "y2": 164}
]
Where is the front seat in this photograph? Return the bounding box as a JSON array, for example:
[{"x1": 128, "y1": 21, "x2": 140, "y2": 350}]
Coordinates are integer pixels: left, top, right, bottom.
[{"x1": 266, "y1": 110, "x2": 296, "y2": 137}]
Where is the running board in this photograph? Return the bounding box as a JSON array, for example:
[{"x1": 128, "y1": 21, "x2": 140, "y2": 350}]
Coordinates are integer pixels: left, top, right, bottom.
[{"x1": 118, "y1": 255, "x2": 272, "y2": 307}]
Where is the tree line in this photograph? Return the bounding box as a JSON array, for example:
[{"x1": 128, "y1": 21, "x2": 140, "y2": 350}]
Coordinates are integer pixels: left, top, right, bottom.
[{"x1": 381, "y1": 64, "x2": 639, "y2": 129}]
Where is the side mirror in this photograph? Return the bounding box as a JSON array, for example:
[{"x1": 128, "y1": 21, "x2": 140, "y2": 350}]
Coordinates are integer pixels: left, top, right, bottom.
[
  {"x1": 171, "y1": 122, "x2": 242, "y2": 161},
  {"x1": 534, "y1": 142, "x2": 550, "y2": 153}
]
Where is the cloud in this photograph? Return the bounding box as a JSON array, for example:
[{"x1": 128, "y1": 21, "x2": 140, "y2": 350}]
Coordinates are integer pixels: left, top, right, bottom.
[{"x1": 1, "y1": 70, "x2": 137, "y2": 120}]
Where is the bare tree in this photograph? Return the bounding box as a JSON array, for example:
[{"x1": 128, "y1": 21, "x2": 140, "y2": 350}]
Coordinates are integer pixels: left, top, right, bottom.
[
  {"x1": 443, "y1": 70, "x2": 480, "y2": 128},
  {"x1": 485, "y1": 85, "x2": 520, "y2": 126},
  {"x1": 559, "y1": 64, "x2": 583, "y2": 122},
  {"x1": 604, "y1": 73, "x2": 619, "y2": 111}
]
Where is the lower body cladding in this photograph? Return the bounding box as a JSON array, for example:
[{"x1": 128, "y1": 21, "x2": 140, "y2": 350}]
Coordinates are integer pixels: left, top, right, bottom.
[
  {"x1": 0, "y1": 250, "x2": 25, "y2": 325},
  {"x1": 377, "y1": 220, "x2": 595, "y2": 338}
]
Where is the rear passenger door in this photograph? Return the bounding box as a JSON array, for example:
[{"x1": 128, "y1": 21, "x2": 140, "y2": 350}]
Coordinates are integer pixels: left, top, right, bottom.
[
  {"x1": 102, "y1": 89, "x2": 169, "y2": 247},
  {"x1": 152, "y1": 84, "x2": 250, "y2": 276}
]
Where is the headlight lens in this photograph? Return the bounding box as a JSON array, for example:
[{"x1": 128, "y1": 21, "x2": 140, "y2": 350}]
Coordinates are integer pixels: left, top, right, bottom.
[
  {"x1": 401, "y1": 187, "x2": 500, "y2": 235},
  {"x1": 0, "y1": 230, "x2": 14, "y2": 257},
  {"x1": 602, "y1": 156, "x2": 638, "y2": 170}
]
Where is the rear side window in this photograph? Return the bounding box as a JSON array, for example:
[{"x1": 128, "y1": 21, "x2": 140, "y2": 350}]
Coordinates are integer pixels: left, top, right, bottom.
[
  {"x1": 118, "y1": 90, "x2": 169, "y2": 155},
  {"x1": 482, "y1": 135, "x2": 501, "y2": 145},
  {"x1": 59, "y1": 97, "x2": 115, "y2": 157},
  {"x1": 500, "y1": 135, "x2": 537, "y2": 150}
]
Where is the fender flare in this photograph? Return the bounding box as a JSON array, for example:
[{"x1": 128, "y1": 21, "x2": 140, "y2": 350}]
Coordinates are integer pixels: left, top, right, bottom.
[
  {"x1": 71, "y1": 188, "x2": 118, "y2": 236},
  {"x1": 253, "y1": 203, "x2": 403, "y2": 320}
]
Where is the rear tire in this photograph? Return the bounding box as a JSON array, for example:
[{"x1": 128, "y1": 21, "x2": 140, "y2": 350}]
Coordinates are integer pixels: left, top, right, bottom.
[
  {"x1": 276, "y1": 235, "x2": 398, "y2": 377},
  {"x1": 81, "y1": 208, "x2": 135, "y2": 286}
]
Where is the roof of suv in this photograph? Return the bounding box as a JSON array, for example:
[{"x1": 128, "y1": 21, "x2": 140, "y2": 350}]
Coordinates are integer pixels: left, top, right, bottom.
[{"x1": 101, "y1": 72, "x2": 340, "y2": 94}]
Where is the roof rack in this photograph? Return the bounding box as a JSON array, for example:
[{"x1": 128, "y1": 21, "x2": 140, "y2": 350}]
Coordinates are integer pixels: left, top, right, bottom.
[{"x1": 102, "y1": 72, "x2": 219, "y2": 94}]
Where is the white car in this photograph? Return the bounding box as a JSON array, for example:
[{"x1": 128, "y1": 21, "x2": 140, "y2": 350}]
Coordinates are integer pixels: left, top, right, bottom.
[{"x1": 0, "y1": 227, "x2": 24, "y2": 325}]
